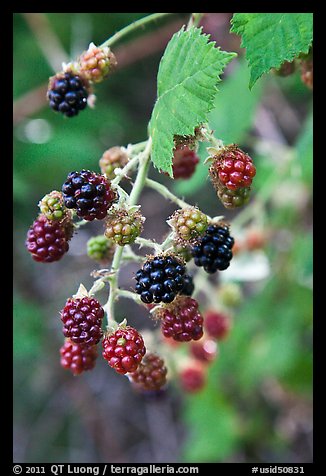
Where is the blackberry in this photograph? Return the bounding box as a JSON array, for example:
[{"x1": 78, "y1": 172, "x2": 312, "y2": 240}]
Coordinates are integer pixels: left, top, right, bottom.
[
  {"x1": 204, "y1": 310, "x2": 231, "y2": 340},
  {"x1": 87, "y1": 235, "x2": 115, "y2": 263},
  {"x1": 168, "y1": 207, "x2": 208, "y2": 245},
  {"x1": 129, "y1": 352, "x2": 167, "y2": 391},
  {"x1": 159, "y1": 296, "x2": 203, "y2": 342},
  {"x1": 102, "y1": 326, "x2": 146, "y2": 374},
  {"x1": 134, "y1": 254, "x2": 186, "y2": 304},
  {"x1": 179, "y1": 274, "x2": 194, "y2": 296},
  {"x1": 209, "y1": 144, "x2": 256, "y2": 191},
  {"x1": 99, "y1": 146, "x2": 129, "y2": 180},
  {"x1": 190, "y1": 339, "x2": 218, "y2": 363},
  {"x1": 62, "y1": 170, "x2": 116, "y2": 221},
  {"x1": 47, "y1": 71, "x2": 90, "y2": 117},
  {"x1": 78, "y1": 43, "x2": 117, "y2": 83},
  {"x1": 60, "y1": 339, "x2": 98, "y2": 375},
  {"x1": 25, "y1": 214, "x2": 72, "y2": 263},
  {"x1": 179, "y1": 363, "x2": 206, "y2": 393},
  {"x1": 105, "y1": 208, "x2": 144, "y2": 245},
  {"x1": 171, "y1": 145, "x2": 199, "y2": 179},
  {"x1": 38, "y1": 190, "x2": 69, "y2": 222},
  {"x1": 273, "y1": 60, "x2": 296, "y2": 77},
  {"x1": 60, "y1": 296, "x2": 104, "y2": 346},
  {"x1": 191, "y1": 223, "x2": 234, "y2": 274},
  {"x1": 217, "y1": 182, "x2": 251, "y2": 209}
]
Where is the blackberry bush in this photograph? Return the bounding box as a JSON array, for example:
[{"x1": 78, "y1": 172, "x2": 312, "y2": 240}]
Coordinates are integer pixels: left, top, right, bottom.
[{"x1": 22, "y1": 12, "x2": 312, "y2": 400}]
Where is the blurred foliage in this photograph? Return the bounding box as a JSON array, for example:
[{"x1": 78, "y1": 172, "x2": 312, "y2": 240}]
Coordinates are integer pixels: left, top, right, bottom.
[{"x1": 13, "y1": 12, "x2": 312, "y2": 464}]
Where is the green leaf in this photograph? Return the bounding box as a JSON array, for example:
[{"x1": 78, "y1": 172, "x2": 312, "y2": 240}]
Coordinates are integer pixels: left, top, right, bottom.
[
  {"x1": 149, "y1": 26, "x2": 236, "y2": 176},
  {"x1": 231, "y1": 13, "x2": 313, "y2": 88}
]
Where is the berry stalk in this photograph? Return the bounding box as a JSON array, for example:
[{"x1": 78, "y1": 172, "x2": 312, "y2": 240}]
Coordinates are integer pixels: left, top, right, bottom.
[
  {"x1": 103, "y1": 138, "x2": 152, "y2": 324},
  {"x1": 101, "y1": 13, "x2": 175, "y2": 49}
]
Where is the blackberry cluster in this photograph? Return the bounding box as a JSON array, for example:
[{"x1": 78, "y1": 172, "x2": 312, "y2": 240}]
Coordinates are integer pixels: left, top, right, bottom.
[
  {"x1": 191, "y1": 224, "x2": 234, "y2": 273},
  {"x1": 134, "y1": 255, "x2": 186, "y2": 304},
  {"x1": 99, "y1": 146, "x2": 129, "y2": 180},
  {"x1": 62, "y1": 170, "x2": 116, "y2": 221},
  {"x1": 47, "y1": 72, "x2": 89, "y2": 117},
  {"x1": 60, "y1": 297, "x2": 104, "y2": 346}
]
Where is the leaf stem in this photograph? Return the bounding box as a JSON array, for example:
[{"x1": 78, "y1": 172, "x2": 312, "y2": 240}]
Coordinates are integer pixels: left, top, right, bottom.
[
  {"x1": 145, "y1": 178, "x2": 190, "y2": 209},
  {"x1": 101, "y1": 13, "x2": 175, "y2": 49},
  {"x1": 186, "y1": 13, "x2": 204, "y2": 30}
]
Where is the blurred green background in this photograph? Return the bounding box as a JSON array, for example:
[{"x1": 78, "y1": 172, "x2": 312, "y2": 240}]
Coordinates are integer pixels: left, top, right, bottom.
[{"x1": 13, "y1": 13, "x2": 313, "y2": 463}]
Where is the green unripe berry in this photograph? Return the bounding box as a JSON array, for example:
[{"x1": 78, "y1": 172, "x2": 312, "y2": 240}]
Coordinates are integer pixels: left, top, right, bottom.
[
  {"x1": 105, "y1": 209, "x2": 144, "y2": 246},
  {"x1": 87, "y1": 235, "x2": 115, "y2": 263},
  {"x1": 168, "y1": 207, "x2": 208, "y2": 245},
  {"x1": 38, "y1": 191, "x2": 69, "y2": 222}
]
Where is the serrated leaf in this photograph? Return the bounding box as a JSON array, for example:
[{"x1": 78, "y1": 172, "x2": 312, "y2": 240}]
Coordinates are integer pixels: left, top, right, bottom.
[
  {"x1": 231, "y1": 13, "x2": 313, "y2": 88},
  {"x1": 149, "y1": 26, "x2": 236, "y2": 176}
]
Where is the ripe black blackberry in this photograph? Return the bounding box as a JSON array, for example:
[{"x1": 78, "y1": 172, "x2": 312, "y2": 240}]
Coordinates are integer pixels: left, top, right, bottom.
[
  {"x1": 62, "y1": 170, "x2": 116, "y2": 221},
  {"x1": 180, "y1": 274, "x2": 194, "y2": 296},
  {"x1": 47, "y1": 71, "x2": 90, "y2": 117},
  {"x1": 191, "y1": 224, "x2": 234, "y2": 274},
  {"x1": 134, "y1": 255, "x2": 186, "y2": 304}
]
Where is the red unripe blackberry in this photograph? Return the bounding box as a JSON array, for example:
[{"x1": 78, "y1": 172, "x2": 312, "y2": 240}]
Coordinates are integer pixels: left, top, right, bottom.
[
  {"x1": 78, "y1": 43, "x2": 117, "y2": 83},
  {"x1": 159, "y1": 296, "x2": 204, "y2": 342},
  {"x1": 25, "y1": 215, "x2": 72, "y2": 263},
  {"x1": 190, "y1": 339, "x2": 218, "y2": 363},
  {"x1": 60, "y1": 339, "x2": 98, "y2": 375},
  {"x1": 102, "y1": 326, "x2": 146, "y2": 374},
  {"x1": 273, "y1": 60, "x2": 296, "y2": 77},
  {"x1": 209, "y1": 145, "x2": 256, "y2": 191},
  {"x1": 62, "y1": 170, "x2": 116, "y2": 221},
  {"x1": 300, "y1": 58, "x2": 313, "y2": 90},
  {"x1": 60, "y1": 297, "x2": 104, "y2": 346},
  {"x1": 172, "y1": 145, "x2": 199, "y2": 179},
  {"x1": 179, "y1": 363, "x2": 206, "y2": 393},
  {"x1": 129, "y1": 352, "x2": 167, "y2": 391},
  {"x1": 47, "y1": 71, "x2": 90, "y2": 117},
  {"x1": 204, "y1": 310, "x2": 231, "y2": 340}
]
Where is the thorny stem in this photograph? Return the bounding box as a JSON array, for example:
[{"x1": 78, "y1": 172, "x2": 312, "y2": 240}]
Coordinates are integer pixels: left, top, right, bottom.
[
  {"x1": 103, "y1": 138, "x2": 152, "y2": 324},
  {"x1": 101, "y1": 13, "x2": 175, "y2": 49}
]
